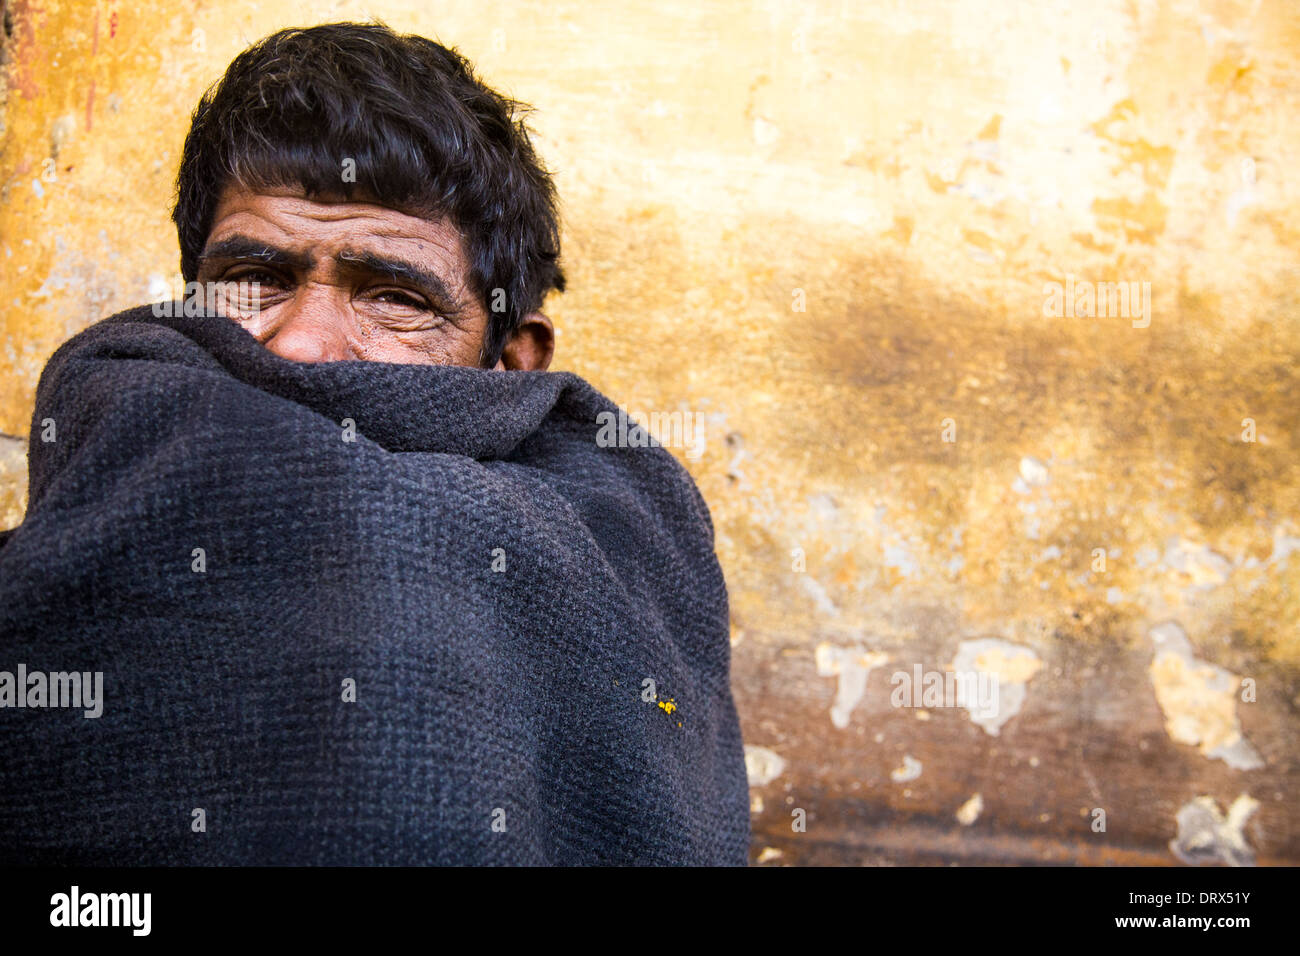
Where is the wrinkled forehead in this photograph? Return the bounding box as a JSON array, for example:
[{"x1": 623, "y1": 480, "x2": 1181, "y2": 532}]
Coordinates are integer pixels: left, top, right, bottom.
[
  {"x1": 209, "y1": 181, "x2": 453, "y2": 237},
  {"x1": 202, "y1": 184, "x2": 467, "y2": 266}
]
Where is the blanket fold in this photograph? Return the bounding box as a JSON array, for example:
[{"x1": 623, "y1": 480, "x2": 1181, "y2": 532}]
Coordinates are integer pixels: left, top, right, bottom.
[{"x1": 0, "y1": 304, "x2": 749, "y2": 865}]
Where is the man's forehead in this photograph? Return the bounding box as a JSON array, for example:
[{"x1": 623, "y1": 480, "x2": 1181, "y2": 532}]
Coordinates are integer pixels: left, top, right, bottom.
[
  {"x1": 198, "y1": 184, "x2": 477, "y2": 314},
  {"x1": 205, "y1": 183, "x2": 463, "y2": 256}
]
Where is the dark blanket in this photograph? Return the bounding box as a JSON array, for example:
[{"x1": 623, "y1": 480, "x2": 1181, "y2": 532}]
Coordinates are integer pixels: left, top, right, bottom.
[{"x1": 0, "y1": 304, "x2": 749, "y2": 865}]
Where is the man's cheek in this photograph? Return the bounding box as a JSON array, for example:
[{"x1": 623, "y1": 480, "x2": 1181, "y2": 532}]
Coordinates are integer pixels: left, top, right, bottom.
[{"x1": 357, "y1": 331, "x2": 472, "y2": 367}]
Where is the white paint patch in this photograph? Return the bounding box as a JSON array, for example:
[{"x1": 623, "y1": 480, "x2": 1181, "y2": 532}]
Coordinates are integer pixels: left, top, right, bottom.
[
  {"x1": 1270, "y1": 533, "x2": 1300, "y2": 564},
  {"x1": 1170, "y1": 794, "x2": 1259, "y2": 866},
  {"x1": 1019, "y1": 456, "x2": 1050, "y2": 486},
  {"x1": 800, "y1": 576, "x2": 838, "y2": 617},
  {"x1": 1162, "y1": 537, "x2": 1232, "y2": 588},
  {"x1": 1148, "y1": 622, "x2": 1263, "y2": 770},
  {"x1": 950, "y1": 638, "x2": 1043, "y2": 735},
  {"x1": 890, "y1": 754, "x2": 923, "y2": 783},
  {"x1": 1248, "y1": 526, "x2": 1300, "y2": 567},
  {"x1": 883, "y1": 542, "x2": 919, "y2": 577},
  {"x1": 752, "y1": 116, "x2": 780, "y2": 147},
  {"x1": 147, "y1": 274, "x2": 172, "y2": 301},
  {"x1": 956, "y1": 793, "x2": 984, "y2": 826},
  {"x1": 815, "y1": 642, "x2": 890, "y2": 729},
  {"x1": 744, "y1": 745, "x2": 787, "y2": 787},
  {"x1": 806, "y1": 493, "x2": 840, "y2": 525}
]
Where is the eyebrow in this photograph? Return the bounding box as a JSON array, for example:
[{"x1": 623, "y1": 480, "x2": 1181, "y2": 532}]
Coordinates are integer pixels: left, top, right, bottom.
[
  {"x1": 198, "y1": 237, "x2": 464, "y2": 315},
  {"x1": 198, "y1": 237, "x2": 312, "y2": 272},
  {"x1": 335, "y1": 248, "x2": 462, "y2": 315}
]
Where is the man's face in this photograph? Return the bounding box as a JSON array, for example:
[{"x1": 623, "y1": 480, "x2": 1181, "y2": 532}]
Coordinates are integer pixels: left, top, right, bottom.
[{"x1": 193, "y1": 184, "x2": 553, "y2": 369}]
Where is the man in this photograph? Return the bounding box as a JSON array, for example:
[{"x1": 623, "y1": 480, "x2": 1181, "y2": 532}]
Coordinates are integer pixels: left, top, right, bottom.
[{"x1": 0, "y1": 22, "x2": 749, "y2": 866}]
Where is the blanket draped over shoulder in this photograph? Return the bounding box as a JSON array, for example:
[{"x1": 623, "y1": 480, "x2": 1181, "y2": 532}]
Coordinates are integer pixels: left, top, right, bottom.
[{"x1": 0, "y1": 304, "x2": 749, "y2": 865}]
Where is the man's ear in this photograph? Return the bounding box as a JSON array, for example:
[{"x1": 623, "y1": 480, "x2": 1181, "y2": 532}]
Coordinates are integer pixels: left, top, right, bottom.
[{"x1": 496, "y1": 311, "x2": 555, "y2": 371}]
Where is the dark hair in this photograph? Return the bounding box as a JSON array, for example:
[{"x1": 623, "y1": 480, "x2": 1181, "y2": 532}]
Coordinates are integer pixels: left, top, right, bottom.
[{"x1": 171, "y1": 21, "x2": 564, "y2": 366}]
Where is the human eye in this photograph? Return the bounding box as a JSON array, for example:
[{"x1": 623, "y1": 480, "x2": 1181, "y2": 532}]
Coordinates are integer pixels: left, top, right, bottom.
[
  {"x1": 224, "y1": 266, "x2": 283, "y2": 289},
  {"x1": 216, "y1": 267, "x2": 283, "y2": 314},
  {"x1": 368, "y1": 288, "x2": 431, "y2": 311}
]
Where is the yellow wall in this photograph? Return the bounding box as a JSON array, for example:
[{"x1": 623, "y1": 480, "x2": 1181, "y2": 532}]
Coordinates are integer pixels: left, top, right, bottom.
[{"x1": 3, "y1": 0, "x2": 1297, "y2": 863}]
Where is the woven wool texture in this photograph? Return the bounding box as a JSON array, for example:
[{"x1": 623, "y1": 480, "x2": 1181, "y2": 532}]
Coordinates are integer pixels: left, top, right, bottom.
[{"x1": 0, "y1": 304, "x2": 750, "y2": 865}]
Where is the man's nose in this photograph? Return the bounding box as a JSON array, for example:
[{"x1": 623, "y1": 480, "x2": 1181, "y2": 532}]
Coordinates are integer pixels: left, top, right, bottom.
[{"x1": 261, "y1": 291, "x2": 353, "y2": 363}]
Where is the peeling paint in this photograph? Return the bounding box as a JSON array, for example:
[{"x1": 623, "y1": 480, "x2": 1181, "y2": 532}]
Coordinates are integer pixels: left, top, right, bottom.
[
  {"x1": 815, "y1": 643, "x2": 890, "y2": 729},
  {"x1": 1170, "y1": 794, "x2": 1259, "y2": 867},
  {"x1": 744, "y1": 744, "x2": 787, "y2": 787},
  {"x1": 956, "y1": 792, "x2": 984, "y2": 826},
  {"x1": 800, "y1": 576, "x2": 838, "y2": 617},
  {"x1": 950, "y1": 638, "x2": 1043, "y2": 735},
  {"x1": 1018, "y1": 455, "x2": 1050, "y2": 487},
  {"x1": 890, "y1": 754, "x2": 923, "y2": 783},
  {"x1": 1162, "y1": 537, "x2": 1233, "y2": 589},
  {"x1": 1243, "y1": 525, "x2": 1300, "y2": 569},
  {"x1": 1148, "y1": 622, "x2": 1263, "y2": 771}
]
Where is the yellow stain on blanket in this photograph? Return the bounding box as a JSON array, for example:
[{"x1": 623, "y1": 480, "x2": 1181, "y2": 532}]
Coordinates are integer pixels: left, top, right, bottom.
[{"x1": 657, "y1": 698, "x2": 682, "y2": 727}]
